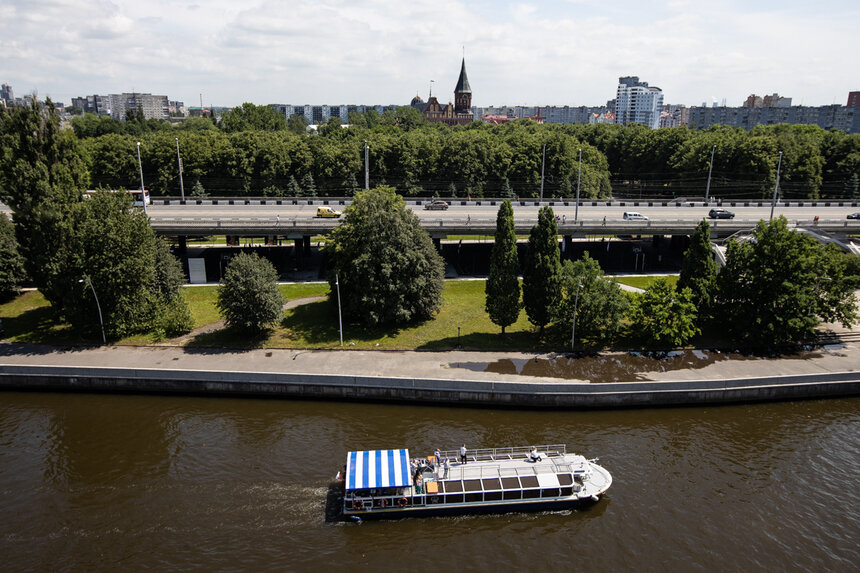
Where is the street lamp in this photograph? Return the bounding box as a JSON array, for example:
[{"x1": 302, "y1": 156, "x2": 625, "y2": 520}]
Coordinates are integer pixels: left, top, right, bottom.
[
  {"x1": 769, "y1": 151, "x2": 783, "y2": 222},
  {"x1": 574, "y1": 148, "x2": 582, "y2": 221},
  {"x1": 136, "y1": 141, "x2": 148, "y2": 215},
  {"x1": 79, "y1": 274, "x2": 106, "y2": 344},
  {"x1": 175, "y1": 137, "x2": 185, "y2": 201},
  {"x1": 571, "y1": 278, "x2": 582, "y2": 352},
  {"x1": 335, "y1": 273, "x2": 344, "y2": 346},
  {"x1": 364, "y1": 141, "x2": 370, "y2": 190},
  {"x1": 704, "y1": 145, "x2": 716, "y2": 204},
  {"x1": 539, "y1": 143, "x2": 546, "y2": 201}
]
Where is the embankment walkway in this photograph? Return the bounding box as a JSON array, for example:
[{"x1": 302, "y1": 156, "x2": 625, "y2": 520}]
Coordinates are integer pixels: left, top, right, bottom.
[{"x1": 1, "y1": 336, "x2": 859, "y2": 408}]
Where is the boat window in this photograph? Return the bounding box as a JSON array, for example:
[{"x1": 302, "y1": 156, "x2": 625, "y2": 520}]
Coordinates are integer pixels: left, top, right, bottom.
[
  {"x1": 522, "y1": 489, "x2": 541, "y2": 499},
  {"x1": 557, "y1": 473, "x2": 573, "y2": 486},
  {"x1": 502, "y1": 490, "x2": 522, "y2": 500},
  {"x1": 501, "y1": 477, "x2": 521, "y2": 489},
  {"x1": 520, "y1": 476, "x2": 539, "y2": 488},
  {"x1": 481, "y1": 478, "x2": 502, "y2": 491},
  {"x1": 484, "y1": 492, "x2": 503, "y2": 501},
  {"x1": 463, "y1": 479, "x2": 482, "y2": 492},
  {"x1": 540, "y1": 488, "x2": 560, "y2": 498},
  {"x1": 444, "y1": 494, "x2": 464, "y2": 504},
  {"x1": 560, "y1": 487, "x2": 573, "y2": 496},
  {"x1": 465, "y1": 493, "x2": 482, "y2": 503},
  {"x1": 442, "y1": 480, "x2": 463, "y2": 493}
]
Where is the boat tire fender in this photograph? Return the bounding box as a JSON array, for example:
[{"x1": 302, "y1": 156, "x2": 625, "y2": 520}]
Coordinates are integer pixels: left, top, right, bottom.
[
  {"x1": 354, "y1": 499, "x2": 363, "y2": 510},
  {"x1": 398, "y1": 497, "x2": 408, "y2": 507}
]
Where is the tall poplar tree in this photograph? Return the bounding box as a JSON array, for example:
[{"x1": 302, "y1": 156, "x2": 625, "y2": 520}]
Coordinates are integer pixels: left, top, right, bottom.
[
  {"x1": 677, "y1": 219, "x2": 718, "y2": 320},
  {"x1": 485, "y1": 200, "x2": 520, "y2": 333},
  {"x1": 522, "y1": 205, "x2": 562, "y2": 334}
]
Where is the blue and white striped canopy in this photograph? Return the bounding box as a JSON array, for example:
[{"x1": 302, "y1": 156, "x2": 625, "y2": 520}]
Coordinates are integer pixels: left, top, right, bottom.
[{"x1": 345, "y1": 449, "x2": 411, "y2": 491}]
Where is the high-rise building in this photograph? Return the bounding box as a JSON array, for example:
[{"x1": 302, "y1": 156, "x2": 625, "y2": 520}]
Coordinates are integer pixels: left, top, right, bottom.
[
  {"x1": 614, "y1": 76, "x2": 663, "y2": 129},
  {"x1": 71, "y1": 94, "x2": 106, "y2": 115},
  {"x1": 1, "y1": 83, "x2": 13, "y2": 105},
  {"x1": 848, "y1": 92, "x2": 860, "y2": 107},
  {"x1": 107, "y1": 93, "x2": 169, "y2": 121}
]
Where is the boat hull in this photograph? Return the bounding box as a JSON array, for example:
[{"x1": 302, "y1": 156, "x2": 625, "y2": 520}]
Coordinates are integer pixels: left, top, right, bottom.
[{"x1": 342, "y1": 494, "x2": 603, "y2": 521}]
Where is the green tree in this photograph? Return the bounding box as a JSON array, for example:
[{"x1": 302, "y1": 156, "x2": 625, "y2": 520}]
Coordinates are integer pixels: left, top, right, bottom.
[
  {"x1": 485, "y1": 200, "x2": 520, "y2": 333},
  {"x1": 522, "y1": 206, "x2": 562, "y2": 334},
  {"x1": 500, "y1": 178, "x2": 515, "y2": 199},
  {"x1": 677, "y1": 219, "x2": 718, "y2": 320},
  {"x1": 191, "y1": 179, "x2": 208, "y2": 197},
  {"x1": 151, "y1": 239, "x2": 193, "y2": 337},
  {"x1": 62, "y1": 192, "x2": 162, "y2": 340},
  {"x1": 286, "y1": 175, "x2": 301, "y2": 197},
  {"x1": 287, "y1": 113, "x2": 309, "y2": 135},
  {"x1": 216, "y1": 252, "x2": 284, "y2": 333},
  {"x1": 221, "y1": 103, "x2": 287, "y2": 132},
  {"x1": 0, "y1": 213, "x2": 26, "y2": 300},
  {"x1": 0, "y1": 99, "x2": 87, "y2": 308},
  {"x1": 717, "y1": 217, "x2": 857, "y2": 346},
  {"x1": 303, "y1": 173, "x2": 317, "y2": 197},
  {"x1": 324, "y1": 186, "x2": 444, "y2": 326},
  {"x1": 632, "y1": 278, "x2": 699, "y2": 347},
  {"x1": 553, "y1": 254, "x2": 629, "y2": 345}
]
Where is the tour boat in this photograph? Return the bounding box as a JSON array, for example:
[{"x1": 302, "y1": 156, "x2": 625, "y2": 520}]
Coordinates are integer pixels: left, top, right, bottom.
[{"x1": 337, "y1": 444, "x2": 611, "y2": 520}]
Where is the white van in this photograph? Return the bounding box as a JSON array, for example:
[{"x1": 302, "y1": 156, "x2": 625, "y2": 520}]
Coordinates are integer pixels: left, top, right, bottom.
[{"x1": 622, "y1": 211, "x2": 648, "y2": 221}]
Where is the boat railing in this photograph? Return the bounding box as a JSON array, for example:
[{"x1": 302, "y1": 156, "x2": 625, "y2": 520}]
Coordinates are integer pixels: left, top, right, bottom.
[{"x1": 438, "y1": 444, "x2": 566, "y2": 463}]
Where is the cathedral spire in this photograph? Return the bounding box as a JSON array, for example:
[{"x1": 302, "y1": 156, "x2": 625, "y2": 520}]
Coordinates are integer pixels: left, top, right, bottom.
[{"x1": 454, "y1": 57, "x2": 471, "y2": 94}]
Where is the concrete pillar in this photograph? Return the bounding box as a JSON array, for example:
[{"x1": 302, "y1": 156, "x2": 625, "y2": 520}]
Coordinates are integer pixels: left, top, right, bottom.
[
  {"x1": 294, "y1": 238, "x2": 303, "y2": 255},
  {"x1": 433, "y1": 237, "x2": 441, "y2": 251},
  {"x1": 303, "y1": 235, "x2": 311, "y2": 256}
]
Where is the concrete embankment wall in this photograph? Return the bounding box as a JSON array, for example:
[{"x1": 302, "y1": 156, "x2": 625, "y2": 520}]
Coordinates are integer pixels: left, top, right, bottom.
[{"x1": 1, "y1": 364, "x2": 858, "y2": 408}]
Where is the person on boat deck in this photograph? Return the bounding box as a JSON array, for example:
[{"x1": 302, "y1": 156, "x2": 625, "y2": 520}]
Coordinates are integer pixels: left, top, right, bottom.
[
  {"x1": 415, "y1": 474, "x2": 424, "y2": 494},
  {"x1": 529, "y1": 447, "x2": 542, "y2": 462},
  {"x1": 460, "y1": 444, "x2": 468, "y2": 464},
  {"x1": 434, "y1": 448, "x2": 441, "y2": 466},
  {"x1": 443, "y1": 457, "x2": 450, "y2": 478}
]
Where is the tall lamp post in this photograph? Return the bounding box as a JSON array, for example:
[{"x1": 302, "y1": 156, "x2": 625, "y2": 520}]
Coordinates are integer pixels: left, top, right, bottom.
[
  {"x1": 335, "y1": 273, "x2": 344, "y2": 346},
  {"x1": 364, "y1": 141, "x2": 370, "y2": 190},
  {"x1": 574, "y1": 148, "x2": 582, "y2": 221},
  {"x1": 136, "y1": 141, "x2": 148, "y2": 215},
  {"x1": 539, "y1": 143, "x2": 546, "y2": 201},
  {"x1": 80, "y1": 274, "x2": 106, "y2": 344},
  {"x1": 769, "y1": 151, "x2": 783, "y2": 222},
  {"x1": 175, "y1": 138, "x2": 185, "y2": 201},
  {"x1": 571, "y1": 279, "x2": 582, "y2": 352},
  {"x1": 705, "y1": 145, "x2": 716, "y2": 204}
]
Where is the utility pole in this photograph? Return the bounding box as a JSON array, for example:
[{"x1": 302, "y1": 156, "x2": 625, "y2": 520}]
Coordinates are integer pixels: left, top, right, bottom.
[
  {"x1": 136, "y1": 141, "x2": 147, "y2": 215},
  {"x1": 769, "y1": 151, "x2": 783, "y2": 222},
  {"x1": 364, "y1": 141, "x2": 370, "y2": 190},
  {"x1": 335, "y1": 273, "x2": 344, "y2": 346},
  {"x1": 175, "y1": 138, "x2": 185, "y2": 201},
  {"x1": 705, "y1": 145, "x2": 716, "y2": 203},
  {"x1": 571, "y1": 279, "x2": 582, "y2": 352},
  {"x1": 575, "y1": 148, "x2": 582, "y2": 221},
  {"x1": 539, "y1": 144, "x2": 546, "y2": 201}
]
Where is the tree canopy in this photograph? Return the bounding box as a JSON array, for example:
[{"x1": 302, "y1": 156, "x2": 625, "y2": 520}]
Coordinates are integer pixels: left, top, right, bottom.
[
  {"x1": 522, "y1": 206, "x2": 562, "y2": 333},
  {"x1": 216, "y1": 251, "x2": 284, "y2": 333},
  {"x1": 324, "y1": 186, "x2": 444, "y2": 326},
  {"x1": 716, "y1": 216, "x2": 857, "y2": 346},
  {"x1": 485, "y1": 200, "x2": 521, "y2": 333}
]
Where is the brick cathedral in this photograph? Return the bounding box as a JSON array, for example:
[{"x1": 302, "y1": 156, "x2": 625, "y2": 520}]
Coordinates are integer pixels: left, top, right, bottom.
[{"x1": 411, "y1": 58, "x2": 474, "y2": 126}]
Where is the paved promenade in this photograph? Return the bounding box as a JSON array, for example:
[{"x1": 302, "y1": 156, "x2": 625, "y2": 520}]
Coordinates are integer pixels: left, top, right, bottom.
[{"x1": 1, "y1": 330, "x2": 859, "y2": 386}]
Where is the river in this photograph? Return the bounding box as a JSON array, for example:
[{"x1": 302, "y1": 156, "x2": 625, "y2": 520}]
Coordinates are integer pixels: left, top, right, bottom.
[{"x1": 1, "y1": 392, "x2": 857, "y2": 572}]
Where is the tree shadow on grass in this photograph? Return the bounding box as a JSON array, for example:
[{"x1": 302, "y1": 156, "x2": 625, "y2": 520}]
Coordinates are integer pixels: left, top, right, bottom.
[
  {"x1": 283, "y1": 300, "x2": 409, "y2": 345},
  {"x1": 415, "y1": 330, "x2": 554, "y2": 352},
  {"x1": 1, "y1": 305, "x2": 80, "y2": 345},
  {"x1": 185, "y1": 324, "x2": 272, "y2": 349}
]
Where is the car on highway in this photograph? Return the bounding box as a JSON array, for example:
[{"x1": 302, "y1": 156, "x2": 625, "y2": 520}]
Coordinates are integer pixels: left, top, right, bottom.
[
  {"x1": 622, "y1": 211, "x2": 649, "y2": 221},
  {"x1": 708, "y1": 208, "x2": 735, "y2": 219},
  {"x1": 847, "y1": 212, "x2": 860, "y2": 220},
  {"x1": 316, "y1": 206, "x2": 341, "y2": 218},
  {"x1": 424, "y1": 200, "x2": 449, "y2": 210}
]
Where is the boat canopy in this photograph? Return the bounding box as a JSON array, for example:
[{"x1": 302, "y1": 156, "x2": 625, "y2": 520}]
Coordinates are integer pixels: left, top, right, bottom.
[{"x1": 345, "y1": 449, "x2": 411, "y2": 491}]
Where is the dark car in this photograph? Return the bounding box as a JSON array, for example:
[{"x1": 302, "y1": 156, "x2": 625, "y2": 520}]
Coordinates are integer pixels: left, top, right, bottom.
[
  {"x1": 708, "y1": 208, "x2": 735, "y2": 219},
  {"x1": 424, "y1": 200, "x2": 449, "y2": 210},
  {"x1": 847, "y1": 212, "x2": 860, "y2": 220}
]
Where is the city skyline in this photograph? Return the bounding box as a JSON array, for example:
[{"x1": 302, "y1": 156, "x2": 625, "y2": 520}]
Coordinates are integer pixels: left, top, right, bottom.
[{"x1": 1, "y1": 0, "x2": 857, "y2": 109}]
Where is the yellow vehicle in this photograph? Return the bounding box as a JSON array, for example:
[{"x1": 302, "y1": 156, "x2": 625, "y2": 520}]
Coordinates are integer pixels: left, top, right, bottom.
[{"x1": 316, "y1": 206, "x2": 342, "y2": 218}]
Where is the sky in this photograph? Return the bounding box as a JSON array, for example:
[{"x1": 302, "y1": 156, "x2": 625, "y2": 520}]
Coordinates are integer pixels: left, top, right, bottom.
[{"x1": 1, "y1": 0, "x2": 858, "y2": 109}]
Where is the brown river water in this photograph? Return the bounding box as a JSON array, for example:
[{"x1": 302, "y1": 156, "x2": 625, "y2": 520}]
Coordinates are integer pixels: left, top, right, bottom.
[{"x1": 1, "y1": 392, "x2": 857, "y2": 572}]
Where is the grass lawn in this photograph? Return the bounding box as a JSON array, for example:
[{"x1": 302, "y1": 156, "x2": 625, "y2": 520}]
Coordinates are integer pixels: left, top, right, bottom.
[{"x1": 612, "y1": 275, "x2": 678, "y2": 290}]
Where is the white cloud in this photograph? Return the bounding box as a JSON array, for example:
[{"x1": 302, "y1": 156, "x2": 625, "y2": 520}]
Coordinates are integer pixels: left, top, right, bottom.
[{"x1": 0, "y1": 0, "x2": 856, "y2": 108}]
